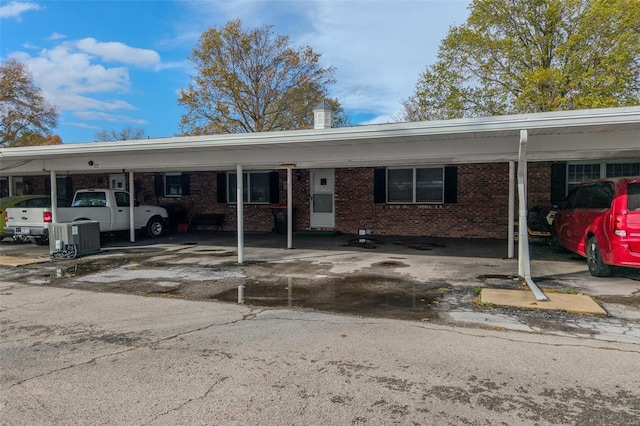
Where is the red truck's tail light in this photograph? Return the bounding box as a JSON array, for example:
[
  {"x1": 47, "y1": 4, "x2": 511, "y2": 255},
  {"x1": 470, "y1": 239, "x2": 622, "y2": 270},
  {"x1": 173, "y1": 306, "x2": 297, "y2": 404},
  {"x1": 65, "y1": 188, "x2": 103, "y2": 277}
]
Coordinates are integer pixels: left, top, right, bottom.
[
  {"x1": 43, "y1": 211, "x2": 53, "y2": 223},
  {"x1": 612, "y1": 213, "x2": 627, "y2": 237}
]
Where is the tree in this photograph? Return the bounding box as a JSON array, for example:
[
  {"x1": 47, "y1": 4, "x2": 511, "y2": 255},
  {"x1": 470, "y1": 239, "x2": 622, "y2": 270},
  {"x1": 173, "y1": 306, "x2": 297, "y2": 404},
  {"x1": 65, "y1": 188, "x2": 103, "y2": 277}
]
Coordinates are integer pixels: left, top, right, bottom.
[
  {"x1": 94, "y1": 125, "x2": 146, "y2": 141},
  {"x1": 178, "y1": 19, "x2": 343, "y2": 135},
  {"x1": 11, "y1": 131, "x2": 62, "y2": 147},
  {"x1": 401, "y1": 0, "x2": 640, "y2": 121},
  {"x1": 1, "y1": 59, "x2": 59, "y2": 147}
]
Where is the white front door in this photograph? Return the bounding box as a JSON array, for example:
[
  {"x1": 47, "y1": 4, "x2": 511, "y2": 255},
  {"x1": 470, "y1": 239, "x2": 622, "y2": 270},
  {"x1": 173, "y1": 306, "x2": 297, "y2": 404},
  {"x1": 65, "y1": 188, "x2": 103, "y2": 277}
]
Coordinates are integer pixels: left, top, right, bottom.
[{"x1": 310, "y1": 170, "x2": 335, "y2": 228}]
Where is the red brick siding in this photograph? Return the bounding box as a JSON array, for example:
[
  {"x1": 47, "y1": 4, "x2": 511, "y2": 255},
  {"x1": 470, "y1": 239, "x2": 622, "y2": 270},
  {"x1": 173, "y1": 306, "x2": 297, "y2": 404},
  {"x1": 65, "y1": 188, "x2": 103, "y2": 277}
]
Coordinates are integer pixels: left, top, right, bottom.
[
  {"x1": 14, "y1": 161, "x2": 557, "y2": 238},
  {"x1": 333, "y1": 165, "x2": 511, "y2": 238}
]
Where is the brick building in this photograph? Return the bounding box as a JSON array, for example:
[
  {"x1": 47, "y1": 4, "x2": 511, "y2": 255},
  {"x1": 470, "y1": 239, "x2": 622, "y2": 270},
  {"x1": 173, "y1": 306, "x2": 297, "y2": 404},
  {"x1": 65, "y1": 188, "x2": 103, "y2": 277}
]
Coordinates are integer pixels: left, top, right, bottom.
[{"x1": 2, "y1": 106, "x2": 640, "y2": 241}]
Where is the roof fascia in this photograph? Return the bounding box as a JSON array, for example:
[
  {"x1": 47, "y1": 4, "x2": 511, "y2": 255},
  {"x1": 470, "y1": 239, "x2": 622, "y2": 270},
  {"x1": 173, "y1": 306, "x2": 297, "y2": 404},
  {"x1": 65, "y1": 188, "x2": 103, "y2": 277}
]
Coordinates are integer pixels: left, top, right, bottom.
[{"x1": 2, "y1": 106, "x2": 640, "y2": 160}]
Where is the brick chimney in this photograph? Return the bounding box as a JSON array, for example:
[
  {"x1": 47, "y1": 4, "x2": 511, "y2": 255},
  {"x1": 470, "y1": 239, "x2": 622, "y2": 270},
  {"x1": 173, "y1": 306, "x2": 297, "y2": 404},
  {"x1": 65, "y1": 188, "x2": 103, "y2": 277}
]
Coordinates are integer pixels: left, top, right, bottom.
[{"x1": 313, "y1": 100, "x2": 334, "y2": 129}]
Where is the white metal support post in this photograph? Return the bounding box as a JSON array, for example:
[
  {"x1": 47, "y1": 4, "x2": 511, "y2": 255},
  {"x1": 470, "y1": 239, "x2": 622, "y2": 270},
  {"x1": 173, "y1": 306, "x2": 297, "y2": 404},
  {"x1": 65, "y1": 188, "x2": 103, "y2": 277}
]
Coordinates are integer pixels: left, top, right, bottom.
[
  {"x1": 517, "y1": 130, "x2": 547, "y2": 301},
  {"x1": 50, "y1": 170, "x2": 58, "y2": 223},
  {"x1": 129, "y1": 172, "x2": 135, "y2": 243},
  {"x1": 287, "y1": 168, "x2": 293, "y2": 249},
  {"x1": 8, "y1": 176, "x2": 13, "y2": 196},
  {"x1": 237, "y1": 164, "x2": 244, "y2": 264},
  {"x1": 508, "y1": 161, "x2": 515, "y2": 258}
]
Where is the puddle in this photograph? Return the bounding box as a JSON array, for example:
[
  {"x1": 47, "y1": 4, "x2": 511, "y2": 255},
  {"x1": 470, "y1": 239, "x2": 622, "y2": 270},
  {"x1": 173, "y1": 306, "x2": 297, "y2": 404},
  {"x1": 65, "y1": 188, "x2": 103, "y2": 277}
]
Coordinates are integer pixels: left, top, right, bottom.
[
  {"x1": 73, "y1": 266, "x2": 244, "y2": 283},
  {"x1": 344, "y1": 238, "x2": 381, "y2": 249},
  {"x1": 215, "y1": 277, "x2": 446, "y2": 321},
  {"x1": 394, "y1": 242, "x2": 445, "y2": 251},
  {"x1": 477, "y1": 274, "x2": 519, "y2": 281},
  {"x1": 373, "y1": 261, "x2": 409, "y2": 268},
  {"x1": 48, "y1": 263, "x2": 103, "y2": 281},
  {"x1": 45, "y1": 261, "x2": 245, "y2": 284}
]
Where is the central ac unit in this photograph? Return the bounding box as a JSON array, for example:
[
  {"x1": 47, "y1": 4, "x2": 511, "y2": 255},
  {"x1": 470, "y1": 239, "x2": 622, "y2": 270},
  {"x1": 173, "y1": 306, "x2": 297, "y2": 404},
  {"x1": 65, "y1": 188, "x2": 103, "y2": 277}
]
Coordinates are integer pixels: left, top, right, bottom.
[{"x1": 49, "y1": 221, "x2": 100, "y2": 259}]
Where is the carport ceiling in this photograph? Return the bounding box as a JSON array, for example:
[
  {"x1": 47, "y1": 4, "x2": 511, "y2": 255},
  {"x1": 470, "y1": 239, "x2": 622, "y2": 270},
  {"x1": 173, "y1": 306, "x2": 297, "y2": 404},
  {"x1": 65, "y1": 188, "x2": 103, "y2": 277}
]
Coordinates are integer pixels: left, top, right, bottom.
[{"x1": 2, "y1": 106, "x2": 640, "y2": 175}]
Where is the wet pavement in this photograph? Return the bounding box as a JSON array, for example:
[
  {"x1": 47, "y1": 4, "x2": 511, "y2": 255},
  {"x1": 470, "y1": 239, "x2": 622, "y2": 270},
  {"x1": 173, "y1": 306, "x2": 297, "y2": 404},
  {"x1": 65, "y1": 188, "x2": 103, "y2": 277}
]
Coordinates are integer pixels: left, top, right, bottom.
[
  {"x1": 1, "y1": 231, "x2": 639, "y2": 344},
  {"x1": 2, "y1": 232, "x2": 640, "y2": 424}
]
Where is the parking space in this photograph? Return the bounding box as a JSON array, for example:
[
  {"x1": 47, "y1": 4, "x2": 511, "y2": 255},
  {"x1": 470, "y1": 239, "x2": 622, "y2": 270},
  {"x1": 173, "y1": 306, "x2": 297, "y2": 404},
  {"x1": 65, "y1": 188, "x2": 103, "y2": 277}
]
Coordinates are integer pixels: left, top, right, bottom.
[{"x1": 2, "y1": 231, "x2": 639, "y2": 337}]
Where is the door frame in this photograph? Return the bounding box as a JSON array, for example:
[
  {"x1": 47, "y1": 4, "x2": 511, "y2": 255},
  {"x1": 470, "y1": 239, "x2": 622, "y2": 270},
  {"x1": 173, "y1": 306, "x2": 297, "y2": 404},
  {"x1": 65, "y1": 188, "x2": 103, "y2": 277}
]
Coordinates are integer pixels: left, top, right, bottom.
[{"x1": 310, "y1": 169, "x2": 335, "y2": 228}]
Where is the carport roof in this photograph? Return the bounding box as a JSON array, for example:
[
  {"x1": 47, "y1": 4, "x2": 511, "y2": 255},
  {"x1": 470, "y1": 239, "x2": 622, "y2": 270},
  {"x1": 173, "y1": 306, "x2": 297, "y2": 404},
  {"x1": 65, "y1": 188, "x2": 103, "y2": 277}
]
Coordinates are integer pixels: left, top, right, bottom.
[{"x1": 2, "y1": 106, "x2": 640, "y2": 175}]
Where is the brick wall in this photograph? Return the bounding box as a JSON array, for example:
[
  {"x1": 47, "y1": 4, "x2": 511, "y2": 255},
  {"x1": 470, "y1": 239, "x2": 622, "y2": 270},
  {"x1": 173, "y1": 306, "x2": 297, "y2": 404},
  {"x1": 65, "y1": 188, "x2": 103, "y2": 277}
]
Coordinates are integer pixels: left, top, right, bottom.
[
  {"x1": 13, "y1": 161, "x2": 557, "y2": 238},
  {"x1": 333, "y1": 165, "x2": 511, "y2": 238},
  {"x1": 332, "y1": 162, "x2": 555, "y2": 239},
  {"x1": 133, "y1": 171, "x2": 277, "y2": 232}
]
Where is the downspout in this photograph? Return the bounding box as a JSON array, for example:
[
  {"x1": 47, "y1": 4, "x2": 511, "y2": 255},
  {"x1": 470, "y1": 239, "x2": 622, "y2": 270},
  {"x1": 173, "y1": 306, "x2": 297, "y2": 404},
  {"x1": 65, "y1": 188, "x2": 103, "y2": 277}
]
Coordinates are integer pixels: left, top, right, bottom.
[{"x1": 517, "y1": 129, "x2": 547, "y2": 301}]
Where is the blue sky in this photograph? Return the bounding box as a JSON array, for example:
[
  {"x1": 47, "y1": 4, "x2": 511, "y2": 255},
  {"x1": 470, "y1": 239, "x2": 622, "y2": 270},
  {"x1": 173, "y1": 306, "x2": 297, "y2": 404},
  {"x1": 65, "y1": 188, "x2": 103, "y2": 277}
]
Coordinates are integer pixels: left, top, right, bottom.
[{"x1": 1, "y1": 0, "x2": 471, "y2": 143}]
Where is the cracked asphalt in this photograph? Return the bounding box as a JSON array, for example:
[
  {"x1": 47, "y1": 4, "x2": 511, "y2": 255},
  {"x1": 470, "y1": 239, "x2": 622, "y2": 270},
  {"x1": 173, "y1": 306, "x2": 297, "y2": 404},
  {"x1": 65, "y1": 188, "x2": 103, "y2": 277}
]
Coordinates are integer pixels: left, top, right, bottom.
[{"x1": 1, "y1": 232, "x2": 640, "y2": 424}]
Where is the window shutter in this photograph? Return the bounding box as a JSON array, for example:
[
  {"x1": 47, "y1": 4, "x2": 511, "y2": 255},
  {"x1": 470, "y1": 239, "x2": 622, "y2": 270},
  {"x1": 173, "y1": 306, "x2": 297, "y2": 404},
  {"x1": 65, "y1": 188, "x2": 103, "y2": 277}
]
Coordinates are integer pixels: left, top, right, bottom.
[
  {"x1": 444, "y1": 166, "x2": 457, "y2": 204},
  {"x1": 154, "y1": 173, "x2": 164, "y2": 196},
  {"x1": 65, "y1": 176, "x2": 73, "y2": 199},
  {"x1": 550, "y1": 163, "x2": 567, "y2": 206},
  {"x1": 181, "y1": 173, "x2": 191, "y2": 196},
  {"x1": 269, "y1": 171, "x2": 280, "y2": 204},
  {"x1": 373, "y1": 168, "x2": 386, "y2": 203},
  {"x1": 216, "y1": 173, "x2": 227, "y2": 203}
]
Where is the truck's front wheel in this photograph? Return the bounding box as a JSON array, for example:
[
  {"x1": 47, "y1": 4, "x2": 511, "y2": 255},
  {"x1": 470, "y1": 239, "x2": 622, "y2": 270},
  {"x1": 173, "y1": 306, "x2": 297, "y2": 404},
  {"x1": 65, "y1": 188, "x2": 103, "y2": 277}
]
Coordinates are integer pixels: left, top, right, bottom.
[{"x1": 146, "y1": 217, "x2": 165, "y2": 237}]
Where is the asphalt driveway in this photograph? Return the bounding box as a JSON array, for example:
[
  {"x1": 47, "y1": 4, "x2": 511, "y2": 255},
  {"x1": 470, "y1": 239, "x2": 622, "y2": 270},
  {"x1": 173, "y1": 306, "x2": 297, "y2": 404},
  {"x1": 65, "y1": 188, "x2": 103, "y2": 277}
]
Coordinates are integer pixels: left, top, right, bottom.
[
  {"x1": 2, "y1": 232, "x2": 640, "y2": 424},
  {"x1": 2, "y1": 279, "x2": 640, "y2": 424},
  {"x1": 1, "y1": 231, "x2": 639, "y2": 342}
]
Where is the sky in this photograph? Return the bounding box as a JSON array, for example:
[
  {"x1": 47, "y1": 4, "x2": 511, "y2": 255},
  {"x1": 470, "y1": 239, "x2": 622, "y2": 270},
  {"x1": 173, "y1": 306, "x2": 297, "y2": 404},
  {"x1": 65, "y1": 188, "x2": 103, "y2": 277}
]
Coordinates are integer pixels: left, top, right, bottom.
[{"x1": 1, "y1": 0, "x2": 471, "y2": 143}]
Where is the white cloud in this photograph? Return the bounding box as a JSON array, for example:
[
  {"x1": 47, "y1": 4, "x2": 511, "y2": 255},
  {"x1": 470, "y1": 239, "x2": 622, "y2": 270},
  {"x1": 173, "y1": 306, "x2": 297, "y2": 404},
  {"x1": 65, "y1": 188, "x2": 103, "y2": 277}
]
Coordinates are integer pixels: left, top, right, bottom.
[
  {"x1": 10, "y1": 37, "x2": 161, "y2": 126},
  {"x1": 64, "y1": 122, "x2": 101, "y2": 130},
  {"x1": 75, "y1": 38, "x2": 161, "y2": 69},
  {"x1": 0, "y1": 1, "x2": 41, "y2": 19},
  {"x1": 177, "y1": 0, "x2": 470, "y2": 123},
  {"x1": 74, "y1": 110, "x2": 146, "y2": 124},
  {"x1": 47, "y1": 32, "x2": 66, "y2": 41},
  {"x1": 296, "y1": 1, "x2": 470, "y2": 119}
]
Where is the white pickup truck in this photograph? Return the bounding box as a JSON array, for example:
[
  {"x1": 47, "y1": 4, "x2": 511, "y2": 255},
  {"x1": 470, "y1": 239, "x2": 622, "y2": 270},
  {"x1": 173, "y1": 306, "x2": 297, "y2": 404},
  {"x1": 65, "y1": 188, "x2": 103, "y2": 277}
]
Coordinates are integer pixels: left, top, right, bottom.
[{"x1": 4, "y1": 189, "x2": 169, "y2": 245}]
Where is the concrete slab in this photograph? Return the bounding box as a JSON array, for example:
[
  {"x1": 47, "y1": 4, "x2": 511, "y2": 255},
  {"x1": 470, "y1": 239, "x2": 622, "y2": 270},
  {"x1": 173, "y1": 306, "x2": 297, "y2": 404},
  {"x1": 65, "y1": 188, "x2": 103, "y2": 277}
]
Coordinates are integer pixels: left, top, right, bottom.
[
  {"x1": 481, "y1": 288, "x2": 607, "y2": 315},
  {"x1": 0, "y1": 255, "x2": 50, "y2": 267}
]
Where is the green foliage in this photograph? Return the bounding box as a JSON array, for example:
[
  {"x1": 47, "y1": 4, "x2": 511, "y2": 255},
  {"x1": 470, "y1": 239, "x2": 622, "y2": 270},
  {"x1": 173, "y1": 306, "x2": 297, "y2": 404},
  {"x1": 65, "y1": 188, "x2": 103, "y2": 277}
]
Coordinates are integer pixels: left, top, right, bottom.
[
  {"x1": 1, "y1": 59, "x2": 59, "y2": 147},
  {"x1": 402, "y1": 0, "x2": 640, "y2": 121},
  {"x1": 178, "y1": 19, "x2": 343, "y2": 135}
]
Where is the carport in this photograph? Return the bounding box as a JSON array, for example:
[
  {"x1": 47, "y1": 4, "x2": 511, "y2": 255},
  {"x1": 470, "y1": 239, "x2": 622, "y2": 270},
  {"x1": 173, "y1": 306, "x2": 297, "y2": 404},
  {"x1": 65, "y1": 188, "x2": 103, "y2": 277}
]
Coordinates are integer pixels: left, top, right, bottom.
[{"x1": 2, "y1": 106, "x2": 640, "y2": 300}]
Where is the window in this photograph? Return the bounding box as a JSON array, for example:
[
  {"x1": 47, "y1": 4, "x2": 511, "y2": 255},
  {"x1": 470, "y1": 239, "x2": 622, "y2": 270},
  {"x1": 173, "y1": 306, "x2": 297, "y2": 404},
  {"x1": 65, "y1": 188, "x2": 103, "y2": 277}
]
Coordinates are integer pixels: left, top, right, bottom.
[
  {"x1": 115, "y1": 192, "x2": 130, "y2": 207},
  {"x1": 577, "y1": 182, "x2": 614, "y2": 209},
  {"x1": 228, "y1": 172, "x2": 271, "y2": 204},
  {"x1": 628, "y1": 183, "x2": 640, "y2": 211},
  {"x1": 109, "y1": 174, "x2": 125, "y2": 190},
  {"x1": 567, "y1": 161, "x2": 640, "y2": 193},
  {"x1": 155, "y1": 173, "x2": 190, "y2": 197},
  {"x1": 567, "y1": 164, "x2": 601, "y2": 193},
  {"x1": 165, "y1": 173, "x2": 183, "y2": 196},
  {"x1": 607, "y1": 163, "x2": 640, "y2": 178},
  {"x1": 387, "y1": 167, "x2": 444, "y2": 203},
  {"x1": 73, "y1": 192, "x2": 106, "y2": 207}
]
